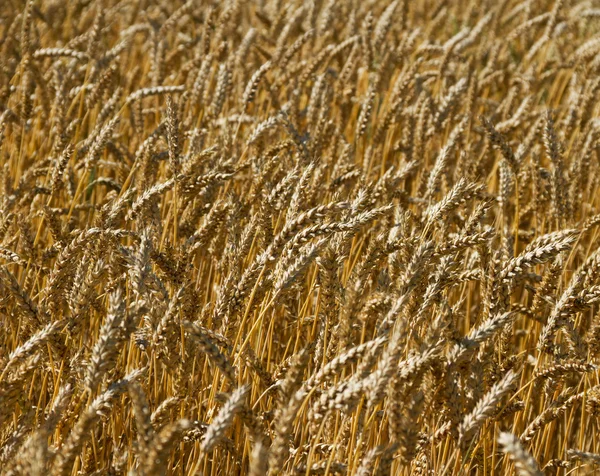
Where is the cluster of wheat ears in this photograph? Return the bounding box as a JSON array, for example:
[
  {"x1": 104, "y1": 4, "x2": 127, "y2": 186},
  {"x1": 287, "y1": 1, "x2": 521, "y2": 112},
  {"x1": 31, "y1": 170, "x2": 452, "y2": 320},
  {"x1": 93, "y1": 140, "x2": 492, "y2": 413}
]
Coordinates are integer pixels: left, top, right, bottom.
[{"x1": 5, "y1": 0, "x2": 600, "y2": 474}]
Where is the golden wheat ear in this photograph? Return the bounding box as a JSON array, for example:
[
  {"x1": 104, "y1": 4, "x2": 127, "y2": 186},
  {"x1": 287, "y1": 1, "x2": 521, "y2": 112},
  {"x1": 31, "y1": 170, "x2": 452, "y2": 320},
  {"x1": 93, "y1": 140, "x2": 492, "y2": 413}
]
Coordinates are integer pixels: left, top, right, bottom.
[{"x1": 4, "y1": 0, "x2": 600, "y2": 473}]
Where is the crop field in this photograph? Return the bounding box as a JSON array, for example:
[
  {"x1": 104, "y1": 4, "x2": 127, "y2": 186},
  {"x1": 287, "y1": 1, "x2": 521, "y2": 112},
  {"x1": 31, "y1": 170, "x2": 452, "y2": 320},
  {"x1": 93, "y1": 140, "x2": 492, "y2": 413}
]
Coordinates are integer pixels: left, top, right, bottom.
[{"x1": 2, "y1": 0, "x2": 600, "y2": 474}]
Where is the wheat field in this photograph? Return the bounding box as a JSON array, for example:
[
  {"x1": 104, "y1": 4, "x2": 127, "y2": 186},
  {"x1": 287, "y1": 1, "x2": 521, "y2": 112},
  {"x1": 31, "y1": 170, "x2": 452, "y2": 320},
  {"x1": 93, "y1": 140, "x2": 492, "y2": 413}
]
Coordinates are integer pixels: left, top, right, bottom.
[{"x1": 3, "y1": 0, "x2": 600, "y2": 474}]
